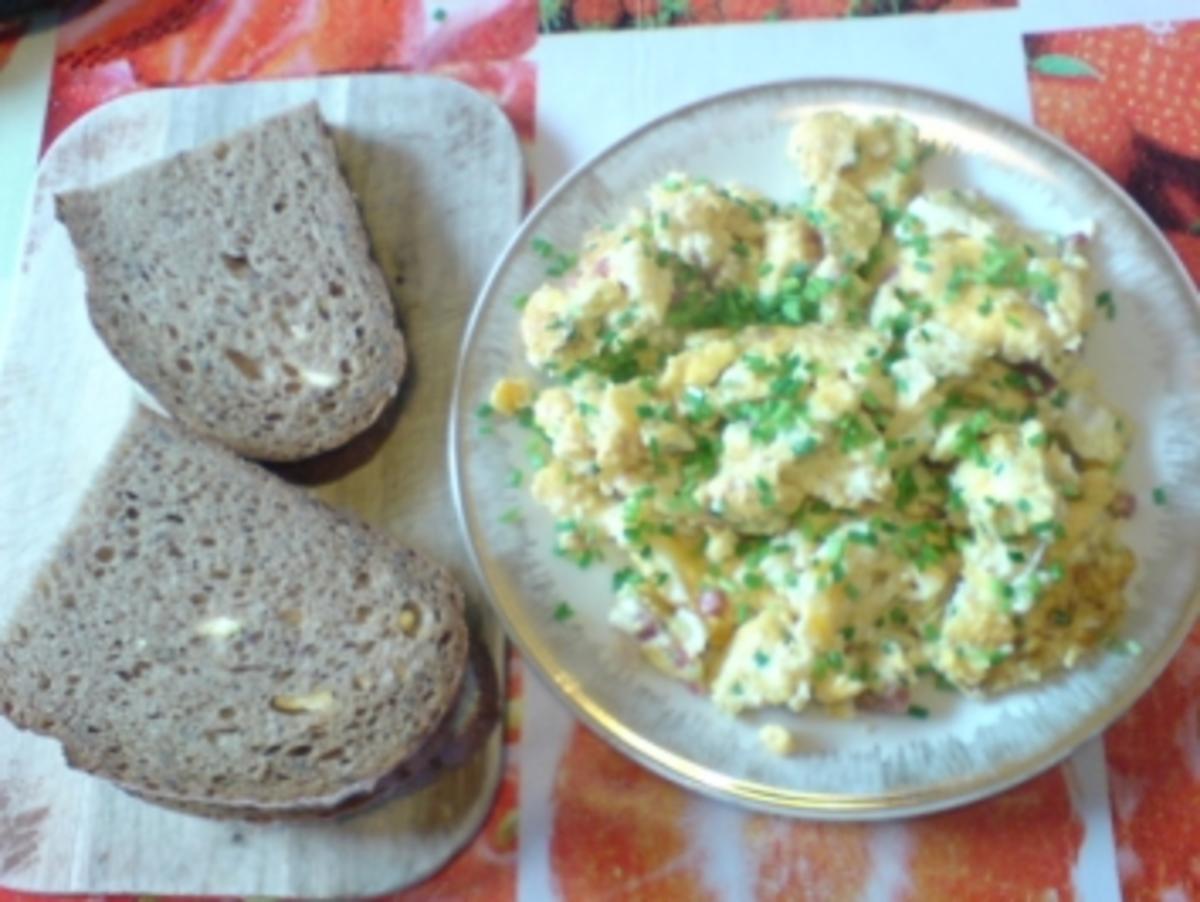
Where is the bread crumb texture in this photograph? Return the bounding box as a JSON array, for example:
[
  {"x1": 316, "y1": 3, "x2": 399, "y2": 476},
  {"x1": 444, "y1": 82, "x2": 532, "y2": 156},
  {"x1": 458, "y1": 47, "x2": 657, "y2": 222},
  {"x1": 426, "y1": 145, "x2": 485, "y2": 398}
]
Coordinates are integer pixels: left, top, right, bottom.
[
  {"x1": 0, "y1": 410, "x2": 467, "y2": 809},
  {"x1": 55, "y1": 102, "x2": 406, "y2": 461}
]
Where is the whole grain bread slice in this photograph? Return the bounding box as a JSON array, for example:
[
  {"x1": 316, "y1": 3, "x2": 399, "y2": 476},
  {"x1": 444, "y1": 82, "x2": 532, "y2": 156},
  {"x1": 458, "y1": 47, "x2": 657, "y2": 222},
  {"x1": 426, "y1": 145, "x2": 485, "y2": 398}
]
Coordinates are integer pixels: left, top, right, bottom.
[
  {"x1": 125, "y1": 634, "x2": 501, "y2": 821},
  {"x1": 55, "y1": 102, "x2": 406, "y2": 462},
  {"x1": 0, "y1": 407, "x2": 468, "y2": 815}
]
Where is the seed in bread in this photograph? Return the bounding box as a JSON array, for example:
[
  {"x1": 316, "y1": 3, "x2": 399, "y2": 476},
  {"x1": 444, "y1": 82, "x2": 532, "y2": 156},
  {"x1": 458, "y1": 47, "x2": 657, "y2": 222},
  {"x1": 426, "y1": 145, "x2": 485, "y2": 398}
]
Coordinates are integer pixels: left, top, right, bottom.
[
  {"x1": 55, "y1": 102, "x2": 406, "y2": 462},
  {"x1": 0, "y1": 407, "x2": 468, "y2": 816}
]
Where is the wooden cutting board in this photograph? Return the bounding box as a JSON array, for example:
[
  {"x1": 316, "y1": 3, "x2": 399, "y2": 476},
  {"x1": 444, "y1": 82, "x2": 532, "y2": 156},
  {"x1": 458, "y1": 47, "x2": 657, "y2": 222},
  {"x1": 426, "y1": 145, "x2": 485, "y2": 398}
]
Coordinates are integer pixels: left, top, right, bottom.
[{"x1": 0, "y1": 73, "x2": 522, "y2": 897}]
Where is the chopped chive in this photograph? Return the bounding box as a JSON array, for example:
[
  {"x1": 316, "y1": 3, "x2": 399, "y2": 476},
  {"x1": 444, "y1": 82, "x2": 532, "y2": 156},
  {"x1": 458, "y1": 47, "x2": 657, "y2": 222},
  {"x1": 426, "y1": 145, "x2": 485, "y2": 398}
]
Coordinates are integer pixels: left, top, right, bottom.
[
  {"x1": 526, "y1": 438, "x2": 548, "y2": 469},
  {"x1": 755, "y1": 475, "x2": 777, "y2": 509},
  {"x1": 612, "y1": 568, "x2": 637, "y2": 591},
  {"x1": 500, "y1": 507, "x2": 521, "y2": 525},
  {"x1": 791, "y1": 436, "x2": 819, "y2": 457},
  {"x1": 552, "y1": 601, "x2": 575, "y2": 622},
  {"x1": 1003, "y1": 370, "x2": 1030, "y2": 391},
  {"x1": 1030, "y1": 272, "x2": 1059, "y2": 303},
  {"x1": 837, "y1": 413, "x2": 873, "y2": 453},
  {"x1": 507, "y1": 468, "x2": 524, "y2": 488},
  {"x1": 907, "y1": 704, "x2": 930, "y2": 719},
  {"x1": 531, "y1": 236, "x2": 577, "y2": 277},
  {"x1": 1153, "y1": 486, "x2": 1168, "y2": 506},
  {"x1": 1107, "y1": 637, "x2": 1142, "y2": 656},
  {"x1": 895, "y1": 467, "x2": 918, "y2": 511},
  {"x1": 848, "y1": 529, "x2": 878, "y2": 547},
  {"x1": 934, "y1": 673, "x2": 957, "y2": 693},
  {"x1": 1032, "y1": 519, "x2": 1066, "y2": 541}
]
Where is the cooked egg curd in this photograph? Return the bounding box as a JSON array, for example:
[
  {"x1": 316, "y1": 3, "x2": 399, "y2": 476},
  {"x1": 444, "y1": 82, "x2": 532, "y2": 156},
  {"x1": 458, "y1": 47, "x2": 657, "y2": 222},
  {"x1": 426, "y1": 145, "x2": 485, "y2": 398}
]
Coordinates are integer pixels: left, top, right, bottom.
[{"x1": 492, "y1": 112, "x2": 1135, "y2": 721}]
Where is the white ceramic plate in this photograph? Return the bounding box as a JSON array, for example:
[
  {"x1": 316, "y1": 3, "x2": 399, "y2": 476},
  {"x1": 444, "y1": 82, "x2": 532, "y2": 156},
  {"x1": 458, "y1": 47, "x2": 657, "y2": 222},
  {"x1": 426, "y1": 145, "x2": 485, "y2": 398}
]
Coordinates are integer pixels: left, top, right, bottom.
[{"x1": 450, "y1": 79, "x2": 1200, "y2": 819}]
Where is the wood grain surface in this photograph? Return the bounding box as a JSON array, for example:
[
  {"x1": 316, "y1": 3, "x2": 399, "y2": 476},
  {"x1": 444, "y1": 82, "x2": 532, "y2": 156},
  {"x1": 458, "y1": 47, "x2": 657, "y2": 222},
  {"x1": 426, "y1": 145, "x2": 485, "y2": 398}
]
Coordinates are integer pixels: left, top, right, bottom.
[{"x1": 0, "y1": 72, "x2": 522, "y2": 897}]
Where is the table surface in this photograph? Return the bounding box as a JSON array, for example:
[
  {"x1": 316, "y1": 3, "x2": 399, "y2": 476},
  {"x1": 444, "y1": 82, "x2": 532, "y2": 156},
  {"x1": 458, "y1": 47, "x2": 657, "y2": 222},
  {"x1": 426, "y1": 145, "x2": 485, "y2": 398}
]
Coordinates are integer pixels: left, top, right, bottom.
[{"x1": 1, "y1": 1, "x2": 1199, "y2": 899}]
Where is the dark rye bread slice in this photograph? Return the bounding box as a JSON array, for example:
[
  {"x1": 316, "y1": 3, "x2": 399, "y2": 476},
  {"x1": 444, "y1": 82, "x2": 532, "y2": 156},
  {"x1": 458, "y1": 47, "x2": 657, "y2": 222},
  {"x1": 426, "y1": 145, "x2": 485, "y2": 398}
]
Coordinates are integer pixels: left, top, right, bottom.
[
  {"x1": 126, "y1": 634, "x2": 501, "y2": 821},
  {"x1": 0, "y1": 408, "x2": 468, "y2": 816},
  {"x1": 55, "y1": 102, "x2": 406, "y2": 462}
]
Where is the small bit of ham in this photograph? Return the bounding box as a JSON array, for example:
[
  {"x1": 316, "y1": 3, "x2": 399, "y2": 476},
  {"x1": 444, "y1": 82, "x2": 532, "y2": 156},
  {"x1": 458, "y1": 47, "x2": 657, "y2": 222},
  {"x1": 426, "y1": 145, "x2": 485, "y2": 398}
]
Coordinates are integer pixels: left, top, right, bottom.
[
  {"x1": 1014, "y1": 361, "x2": 1058, "y2": 397},
  {"x1": 593, "y1": 257, "x2": 610, "y2": 278},
  {"x1": 1109, "y1": 491, "x2": 1138, "y2": 519},
  {"x1": 698, "y1": 588, "x2": 728, "y2": 617},
  {"x1": 856, "y1": 686, "x2": 911, "y2": 714},
  {"x1": 635, "y1": 622, "x2": 660, "y2": 642}
]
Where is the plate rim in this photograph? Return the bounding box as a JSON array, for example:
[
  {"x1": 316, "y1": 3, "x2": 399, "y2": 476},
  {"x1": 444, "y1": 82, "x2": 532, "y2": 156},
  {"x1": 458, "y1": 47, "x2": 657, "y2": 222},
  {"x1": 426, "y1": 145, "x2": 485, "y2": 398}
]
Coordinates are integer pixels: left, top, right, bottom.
[{"x1": 449, "y1": 75, "x2": 1200, "y2": 819}]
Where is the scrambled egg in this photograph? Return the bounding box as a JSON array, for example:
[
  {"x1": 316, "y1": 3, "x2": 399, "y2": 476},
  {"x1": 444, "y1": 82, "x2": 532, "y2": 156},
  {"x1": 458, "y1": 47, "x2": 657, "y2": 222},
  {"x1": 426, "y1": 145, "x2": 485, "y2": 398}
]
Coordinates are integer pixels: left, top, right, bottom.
[{"x1": 493, "y1": 112, "x2": 1135, "y2": 727}]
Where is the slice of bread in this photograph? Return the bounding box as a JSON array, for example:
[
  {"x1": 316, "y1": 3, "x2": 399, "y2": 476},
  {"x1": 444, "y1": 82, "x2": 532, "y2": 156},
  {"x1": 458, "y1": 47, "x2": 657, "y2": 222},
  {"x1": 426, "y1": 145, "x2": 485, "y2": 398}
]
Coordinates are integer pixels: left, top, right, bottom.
[
  {"x1": 0, "y1": 408, "x2": 469, "y2": 816},
  {"x1": 56, "y1": 102, "x2": 406, "y2": 462},
  {"x1": 123, "y1": 634, "x2": 501, "y2": 821}
]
